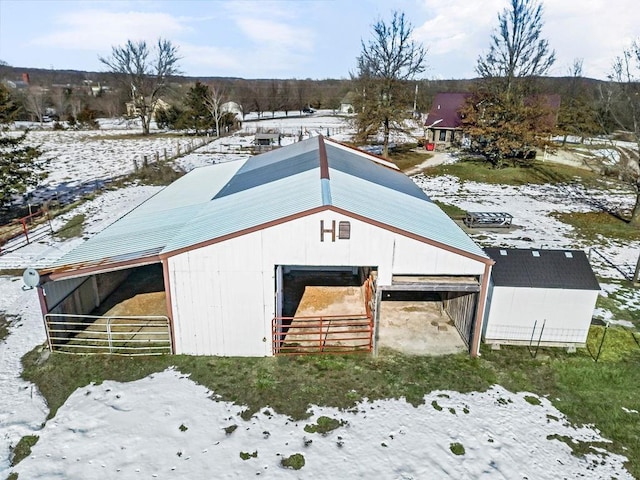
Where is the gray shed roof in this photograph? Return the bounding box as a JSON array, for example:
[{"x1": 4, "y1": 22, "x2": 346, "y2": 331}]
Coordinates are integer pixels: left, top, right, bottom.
[
  {"x1": 46, "y1": 136, "x2": 489, "y2": 278},
  {"x1": 484, "y1": 248, "x2": 600, "y2": 290}
]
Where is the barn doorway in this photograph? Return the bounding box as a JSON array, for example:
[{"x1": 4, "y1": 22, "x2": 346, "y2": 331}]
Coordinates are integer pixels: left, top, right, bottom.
[
  {"x1": 43, "y1": 263, "x2": 171, "y2": 355},
  {"x1": 272, "y1": 265, "x2": 377, "y2": 354},
  {"x1": 377, "y1": 276, "x2": 480, "y2": 355}
]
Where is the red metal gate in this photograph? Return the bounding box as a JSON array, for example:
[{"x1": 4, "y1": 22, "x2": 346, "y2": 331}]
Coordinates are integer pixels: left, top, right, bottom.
[{"x1": 272, "y1": 314, "x2": 373, "y2": 355}]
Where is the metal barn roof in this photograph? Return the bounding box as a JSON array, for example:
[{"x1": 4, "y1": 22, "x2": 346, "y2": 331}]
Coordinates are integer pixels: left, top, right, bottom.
[
  {"x1": 484, "y1": 248, "x2": 600, "y2": 290},
  {"x1": 46, "y1": 136, "x2": 489, "y2": 277}
]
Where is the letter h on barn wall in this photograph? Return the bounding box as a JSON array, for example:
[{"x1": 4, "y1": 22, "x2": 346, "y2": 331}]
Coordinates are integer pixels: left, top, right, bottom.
[{"x1": 320, "y1": 220, "x2": 351, "y2": 242}]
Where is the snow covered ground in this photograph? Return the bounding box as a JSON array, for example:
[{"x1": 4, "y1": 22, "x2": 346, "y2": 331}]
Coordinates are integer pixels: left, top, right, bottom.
[{"x1": 1, "y1": 114, "x2": 639, "y2": 479}]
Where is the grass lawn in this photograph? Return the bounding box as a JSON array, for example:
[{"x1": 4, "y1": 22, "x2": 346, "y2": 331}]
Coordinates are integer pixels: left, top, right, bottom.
[
  {"x1": 552, "y1": 211, "x2": 640, "y2": 242},
  {"x1": 422, "y1": 158, "x2": 602, "y2": 186},
  {"x1": 0, "y1": 313, "x2": 11, "y2": 342},
  {"x1": 21, "y1": 325, "x2": 640, "y2": 477}
]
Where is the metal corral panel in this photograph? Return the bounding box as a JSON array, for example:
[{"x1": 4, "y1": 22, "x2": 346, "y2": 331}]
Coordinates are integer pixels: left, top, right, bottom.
[
  {"x1": 169, "y1": 210, "x2": 488, "y2": 356},
  {"x1": 484, "y1": 286, "x2": 598, "y2": 345},
  {"x1": 329, "y1": 169, "x2": 487, "y2": 259}
]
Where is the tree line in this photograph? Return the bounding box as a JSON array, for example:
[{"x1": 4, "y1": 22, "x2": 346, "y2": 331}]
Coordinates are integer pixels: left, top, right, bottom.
[{"x1": 1, "y1": 0, "x2": 639, "y2": 224}]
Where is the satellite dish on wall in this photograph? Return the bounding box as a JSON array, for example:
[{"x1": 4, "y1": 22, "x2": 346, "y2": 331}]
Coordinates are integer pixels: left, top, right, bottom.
[{"x1": 22, "y1": 268, "x2": 40, "y2": 289}]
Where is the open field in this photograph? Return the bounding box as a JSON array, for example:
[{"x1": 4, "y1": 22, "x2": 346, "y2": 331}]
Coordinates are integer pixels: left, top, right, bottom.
[{"x1": 1, "y1": 114, "x2": 639, "y2": 479}]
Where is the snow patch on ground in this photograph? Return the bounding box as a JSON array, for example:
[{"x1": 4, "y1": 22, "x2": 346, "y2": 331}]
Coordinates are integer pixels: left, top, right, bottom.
[{"x1": 13, "y1": 370, "x2": 633, "y2": 480}]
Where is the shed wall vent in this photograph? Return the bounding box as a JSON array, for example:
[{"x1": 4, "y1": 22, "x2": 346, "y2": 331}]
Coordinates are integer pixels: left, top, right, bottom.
[
  {"x1": 565, "y1": 252, "x2": 573, "y2": 258},
  {"x1": 532, "y1": 251, "x2": 540, "y2": 257},
  {"x1": 338, "y1": 221, "x2": 351, "y2": 240},
  {"x1": 499, "y1": 249, "x2": 507, "y2": 256}
]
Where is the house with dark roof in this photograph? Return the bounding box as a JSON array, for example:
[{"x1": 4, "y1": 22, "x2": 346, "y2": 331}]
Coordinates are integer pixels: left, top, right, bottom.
[
  {"x1": 424, "y1": 92, "x2": 470, "y2": 151},
  {"x1": 38, "y1": 136, "x2": 494, "y2": 358},
  {"x1": 483, "y1": 248, "x2": 600, "y2": 348}
]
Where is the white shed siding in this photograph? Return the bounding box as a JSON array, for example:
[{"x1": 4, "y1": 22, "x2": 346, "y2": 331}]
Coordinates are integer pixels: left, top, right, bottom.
[
  {"x1": 168, "y1": 211, "x2": 487, "y2": 356},
  {"x1": 484, "y1": 286, "x2": 598, "y2": 344}
]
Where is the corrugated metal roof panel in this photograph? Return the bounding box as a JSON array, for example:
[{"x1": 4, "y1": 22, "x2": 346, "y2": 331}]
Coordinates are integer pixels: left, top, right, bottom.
[
  {"x1": 329, "y1": 170, "x2": 487, "y2": 258},
  {"x1": 162, "y1": 168, "x2": 323, "y2": 253},
  {"x1": 49, "y1": 160, "x2": 246, "y2": 271},
  {"x1": 47, "y1": 137, "x2": 489, "y2": 275},
  {"x1": 214, "y1": 150, "x2": 318, "y2": 199},
  {"x1": 236, "y1": 138, "x2": 320, "y2": 174},
  {"x1": 326, "y1": 143, "x2": 429, "y2": 202},
  {"x1": 131, "y1": 160, "x2": 246, "y2": 215}
]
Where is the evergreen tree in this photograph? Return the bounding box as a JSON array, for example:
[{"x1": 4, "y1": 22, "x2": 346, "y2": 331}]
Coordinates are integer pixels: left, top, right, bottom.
[
  {"x1": 0, "y1": 84, "x2": 46, "y2": 213},
  {"x1": 184, "y1": 81, "x2": 214, "y2": 135}
]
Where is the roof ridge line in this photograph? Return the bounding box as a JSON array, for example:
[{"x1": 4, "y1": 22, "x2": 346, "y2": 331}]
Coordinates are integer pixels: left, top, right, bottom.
[{"x1": 318, "y1": 135, "x2": 332, "y2": 206}]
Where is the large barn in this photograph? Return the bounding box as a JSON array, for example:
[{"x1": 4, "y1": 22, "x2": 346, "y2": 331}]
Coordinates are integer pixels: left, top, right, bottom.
[
  {"x1": 37, "y1": 136, "x2": 493, "y2": 357},
  {"x1": 483, "y1": 248, "x2": 601, "y2": 348}
]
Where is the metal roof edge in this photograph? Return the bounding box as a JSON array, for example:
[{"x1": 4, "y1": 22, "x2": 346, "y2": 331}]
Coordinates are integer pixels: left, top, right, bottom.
[
  {"x1": 323, "y1": 137, "x2": 400, "y2": 170},
  {"x1": 159, "y1": 204, "x2": 492, "y2": 266},
  {"x1": 41, "y1": 255, "x2": 162, "y2": 282},
  {"x1": 159, "y1": 205, "x2": 331, "y2": 260},
  {"x1": 326, "y1": 205, "x2": 493, "y2": 265}
]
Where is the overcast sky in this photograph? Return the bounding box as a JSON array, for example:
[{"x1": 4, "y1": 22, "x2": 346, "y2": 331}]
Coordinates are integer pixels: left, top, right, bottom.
[{"x1": 0, "y1": 0, "x2": 637, "y2": 81}]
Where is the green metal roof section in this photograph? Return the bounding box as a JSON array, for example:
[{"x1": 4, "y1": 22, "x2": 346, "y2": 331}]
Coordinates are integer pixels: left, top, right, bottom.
[
  {"x1": 328, "y1": 169, "x2": 487, "y2": 258},
  {"x1": 47, "y1": 136, "x2": 488, "y2": 275},
  {"x1": 48, "y1": 159, "x2": 246, "y2": 271}
]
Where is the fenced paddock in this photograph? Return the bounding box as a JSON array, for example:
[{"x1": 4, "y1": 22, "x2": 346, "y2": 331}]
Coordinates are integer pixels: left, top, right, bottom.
[{"x1": 44, "y1": 314, "x2": 172, "y2": 355}]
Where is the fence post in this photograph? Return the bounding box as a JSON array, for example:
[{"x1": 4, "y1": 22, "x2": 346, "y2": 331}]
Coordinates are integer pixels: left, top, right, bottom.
[
  {"x1": 107, "y1": 318, "x2": 113, "y2": 353},
  {"x1": 319, "y1": 316, "x2": 323, "y2": 352}
]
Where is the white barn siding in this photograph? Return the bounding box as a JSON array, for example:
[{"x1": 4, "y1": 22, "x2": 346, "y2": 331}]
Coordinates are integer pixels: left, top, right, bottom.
[
  {"x1": 168, "y1": 211, "x2": 486, "y2": 356},
  {"x1": 484, "y1": 286, "x2": 598, "y2": 345}
]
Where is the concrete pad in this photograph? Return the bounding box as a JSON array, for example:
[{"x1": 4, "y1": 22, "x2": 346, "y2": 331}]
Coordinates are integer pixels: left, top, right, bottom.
[{"x1": 377, "y1": 300, "x2": 467, "y2": 355}]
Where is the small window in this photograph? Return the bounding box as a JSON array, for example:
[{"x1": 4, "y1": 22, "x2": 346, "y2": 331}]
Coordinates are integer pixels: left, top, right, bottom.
[
  {"x1": 450, "y1": 131, "x2": 455, "y2": 143},
  {"x1": 532, "y1": 251, "x2": 540, "y2": 257},
  {"x1": 499, "y1": 249, "x2": 507, "y2": 256},
  {"x1": 564, "y1": 252, "x2": 573, "y2": 258},
  {"x1": 439, "y1": 130, "x2": 447, "y2": 141},
  {"x1": 338, "y1": 221, "x2": 351, "y2": 239}
]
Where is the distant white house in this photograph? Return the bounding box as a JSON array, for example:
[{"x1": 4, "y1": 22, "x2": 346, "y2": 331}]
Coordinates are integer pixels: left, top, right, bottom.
[
  {"x1": 483, "y1": 248, "x2": 600, "y2": 348},
  {"x1": 339, "y1": 92, "x2": 356, "y2": 114},
  {"x1": 221, "y1": 101, "x2": 243, "y2": 118},
  {"x1": 125, "y1": 98, "x2": 170, "y2": 119}
]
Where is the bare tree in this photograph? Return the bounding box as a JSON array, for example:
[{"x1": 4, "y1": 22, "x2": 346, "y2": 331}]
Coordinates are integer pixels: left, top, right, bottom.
[
  {"x1": 203, "y1": 84, "x2": 226, "y2": 137},
  {"x1": 477, "y1": 0, "x2": 555, "y2": 93},
  {"x1": 352, "y1": 10, "x2": 427, "y2": 157},
  {"x1": 599, "y1": 38, "x2": 640, "y2": 227},
  {"x1": 99, "y1": 39, "x2": 180, "y2": 135},
  {"x1": 23, "y1": 86, "x2": 48, "y2": 123}
]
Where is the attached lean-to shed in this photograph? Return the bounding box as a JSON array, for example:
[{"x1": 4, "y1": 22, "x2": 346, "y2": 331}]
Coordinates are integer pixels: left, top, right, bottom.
[
  {"x1": 483, "y1": 248, "x2": 600, "y2": 347},
  {"x1": 38, "y1": 136, "x2": 494, "y2": 358}
]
